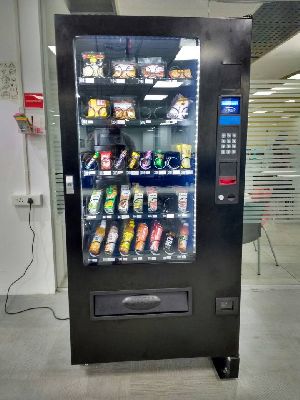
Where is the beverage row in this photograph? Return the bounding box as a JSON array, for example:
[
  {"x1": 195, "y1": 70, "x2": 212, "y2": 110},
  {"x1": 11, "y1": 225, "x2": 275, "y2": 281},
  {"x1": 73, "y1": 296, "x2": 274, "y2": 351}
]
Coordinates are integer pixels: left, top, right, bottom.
[
  {"x1": 87, "y1": 219, "x2": 190, "y2": 258},
  {"x1": 81, "y1": 52, "x2": 193, "y2": 80},
  {"x1": 82, "y1": 145, "x2": 193, "y2": 172},
  {"x1": 82, "y1": 94, "x2": 191, "y2": 121},
  {"x1": 87, "y1": 184, "x2": 190, "y2": 215}
]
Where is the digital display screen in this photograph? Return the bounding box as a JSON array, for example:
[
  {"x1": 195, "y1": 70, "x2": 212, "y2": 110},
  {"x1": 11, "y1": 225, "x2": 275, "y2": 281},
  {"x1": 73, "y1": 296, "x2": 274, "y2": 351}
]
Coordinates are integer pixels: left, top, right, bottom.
[{"x1": 220, "y1": 97, "x2": 240, "y2": 115}]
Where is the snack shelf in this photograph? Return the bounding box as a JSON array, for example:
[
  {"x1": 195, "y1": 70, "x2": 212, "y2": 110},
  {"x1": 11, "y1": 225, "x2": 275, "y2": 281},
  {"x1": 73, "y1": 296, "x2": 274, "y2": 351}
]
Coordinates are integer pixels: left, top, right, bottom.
[
  {"x1": 86, "y1": 252, "x2": 193, "y2": 266},
  {"x1": 78, "y1": 77, "x2": 193, "y2": 87},
  {"x1": 82, "y1": 169, "x2": 194, "y2": 177},
  {"x1": 80, "y1": 117, "x2": 192, "y2": 127},
  {"x1": 85, "y1": 211, "x2": 191, "y2": 221}
]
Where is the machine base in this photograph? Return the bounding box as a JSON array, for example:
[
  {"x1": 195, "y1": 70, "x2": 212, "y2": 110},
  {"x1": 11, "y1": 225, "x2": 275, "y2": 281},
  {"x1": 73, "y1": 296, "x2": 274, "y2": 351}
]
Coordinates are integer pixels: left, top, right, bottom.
[{"x1": 212, "y1": 356, "x2": 240, "y2": 379}]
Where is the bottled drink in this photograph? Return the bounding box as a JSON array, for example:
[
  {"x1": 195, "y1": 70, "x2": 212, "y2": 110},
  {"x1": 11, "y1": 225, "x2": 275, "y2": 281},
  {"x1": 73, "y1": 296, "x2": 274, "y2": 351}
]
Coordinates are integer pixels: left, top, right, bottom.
[
  {"x1": 128, "y1": 151, "x2": 140, "y2": 170},
  {"x1": 163, "y1": 231, "x2": 176, "y2": 255},
  {"x1": 119, "y1": 219, "x2": 135, "y2": 256},
  {"x1": 140, "y1": 150, "x2": 152, "y2": 170},
  {"x1": 135, "y1": 223, "x2": 149, "y2": 254},
  {"x1": 89, "y1": 220, "x2": 106, "y2": 256},
  {"x1": 104, "y1": 185, "x2": 118, "y2": 214},
  {"x1": 114, "y1": 149, "x2": 127, "y2": 170},
  {"x1": 133, "y1": 184, "x2": 144, "y2": 214},
  {"x1": 178, "y1": 222, "x2": 189, "y2": 254},
  {"x1": 104, "y1": 224, "x2": 118, "y2": 255},
  {"x1": 146, "y1": 187, "x2": 158, "y2": 213},
  {"x1": 85, "y1": 151, "x2": 99, "y2": 170},
  {"x1": 149, "y1": 221, "x2": 163, "y2": 254}
]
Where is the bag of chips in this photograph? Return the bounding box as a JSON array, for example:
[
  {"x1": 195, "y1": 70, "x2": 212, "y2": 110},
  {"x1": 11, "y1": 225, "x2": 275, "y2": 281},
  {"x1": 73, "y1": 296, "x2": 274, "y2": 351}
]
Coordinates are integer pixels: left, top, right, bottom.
[
  {"x1": 111, "y1": 97, "x2": 136, "y2": 120},
  {"x1": 86, "y1": 99, "x2": 110, "y2": 119},
  {"x1": 112, "y1": 60, "x2": 137, "y2": 79},
  {"x1": 82, "y1": 52, "x2": 105, "y2": 78},
  {"x1": 167, "y1": 94, "x2": 190, "y2": 120},
  {"x1": 138, "y1": 58, "x2": 166, "y2": 79},
  {"x1": 168, "y1": 67, "x2": 192, "y2": 79}
]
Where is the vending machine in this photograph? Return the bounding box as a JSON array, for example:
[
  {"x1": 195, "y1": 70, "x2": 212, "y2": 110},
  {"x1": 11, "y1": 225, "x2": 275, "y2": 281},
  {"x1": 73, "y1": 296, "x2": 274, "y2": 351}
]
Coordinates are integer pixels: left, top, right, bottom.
[{"x1": 55, "y1": 15, "x2": 251, "y2": 379}]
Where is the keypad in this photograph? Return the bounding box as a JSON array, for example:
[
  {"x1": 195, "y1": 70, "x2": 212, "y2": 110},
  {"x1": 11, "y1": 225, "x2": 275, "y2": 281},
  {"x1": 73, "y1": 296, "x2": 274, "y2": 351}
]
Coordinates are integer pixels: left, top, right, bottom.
[{"x1": 220, "y1": 132, "x2": 237, "y2": 155}]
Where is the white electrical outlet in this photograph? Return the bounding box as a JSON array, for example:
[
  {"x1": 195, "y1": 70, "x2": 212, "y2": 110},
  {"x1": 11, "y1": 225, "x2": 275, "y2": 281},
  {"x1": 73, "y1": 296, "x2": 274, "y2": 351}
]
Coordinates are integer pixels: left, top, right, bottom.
[{"x1": 12, "y1": 194, "x2": 43, "y2": 207}]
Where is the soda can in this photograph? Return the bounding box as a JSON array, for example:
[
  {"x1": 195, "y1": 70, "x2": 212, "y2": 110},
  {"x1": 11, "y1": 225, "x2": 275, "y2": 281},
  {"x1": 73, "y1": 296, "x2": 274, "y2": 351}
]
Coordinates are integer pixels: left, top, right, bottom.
[
  {"x1": 135, "y1": 223, "x2": 149, "y2": 254},
  {"x1": 149, "y1": 221, "x2": 163, "y2": 254}
]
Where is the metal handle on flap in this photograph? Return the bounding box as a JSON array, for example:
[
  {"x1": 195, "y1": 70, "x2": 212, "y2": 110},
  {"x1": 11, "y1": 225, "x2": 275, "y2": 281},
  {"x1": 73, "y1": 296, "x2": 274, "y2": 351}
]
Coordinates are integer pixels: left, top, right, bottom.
[{"x1": 122, "y1": 295, "x2": 161, "y2": 310}]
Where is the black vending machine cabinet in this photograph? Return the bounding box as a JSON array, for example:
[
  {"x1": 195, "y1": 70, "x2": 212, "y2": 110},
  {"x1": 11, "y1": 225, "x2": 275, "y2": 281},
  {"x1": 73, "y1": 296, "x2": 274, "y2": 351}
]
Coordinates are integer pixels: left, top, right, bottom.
[{"x1": 55, "y1": 15, "x2": 251, "y2": 379}]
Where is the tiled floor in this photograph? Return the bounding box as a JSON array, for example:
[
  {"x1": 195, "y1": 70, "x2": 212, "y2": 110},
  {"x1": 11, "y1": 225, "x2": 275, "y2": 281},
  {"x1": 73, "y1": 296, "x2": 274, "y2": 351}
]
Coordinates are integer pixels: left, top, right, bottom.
[
  {"x1": 1, "y1": 287, "x2": 300, "y2": 400},
  {"x1": 242, "y1": 222, "x2": 300, "y2": 285}
]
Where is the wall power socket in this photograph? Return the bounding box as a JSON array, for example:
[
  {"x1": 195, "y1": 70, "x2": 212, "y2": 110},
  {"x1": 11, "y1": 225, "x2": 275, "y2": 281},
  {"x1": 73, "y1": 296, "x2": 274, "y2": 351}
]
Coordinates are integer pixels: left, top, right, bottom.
[{"x1": 12, "y1": 194, "x2": 43, "y2": 207}]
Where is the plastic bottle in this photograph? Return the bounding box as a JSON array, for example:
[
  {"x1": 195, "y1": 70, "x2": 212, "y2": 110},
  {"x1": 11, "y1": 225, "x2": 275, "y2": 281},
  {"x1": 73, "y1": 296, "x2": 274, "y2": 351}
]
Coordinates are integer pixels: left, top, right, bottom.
[
  {"x1": 85, "y1": 151, "x2": 99, "y2": 170},
  {"x1": 178, "y1": 222, "x2": 189, "y2": 254},
  {"x1": 119, "y1": 219, "x2": 135, "y2": 256},
  {"x1": 104, "y1": 224, "x2": 118, "y2": 255},
  {"x1": 89, "y1": 220, "x2": 106, "y2": 256}
]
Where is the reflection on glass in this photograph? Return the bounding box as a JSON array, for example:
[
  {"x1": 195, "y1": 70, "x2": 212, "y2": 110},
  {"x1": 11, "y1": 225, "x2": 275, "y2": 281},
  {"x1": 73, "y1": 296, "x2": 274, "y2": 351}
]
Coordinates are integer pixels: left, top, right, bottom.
[{"x1": 74, "y1": 36, "x2": 200, "y2": 265}]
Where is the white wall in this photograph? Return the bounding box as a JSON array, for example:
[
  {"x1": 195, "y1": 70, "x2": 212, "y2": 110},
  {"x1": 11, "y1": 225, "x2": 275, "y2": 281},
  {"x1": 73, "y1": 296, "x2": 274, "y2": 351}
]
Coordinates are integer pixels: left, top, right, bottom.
[{"x1": 0, "y1": 0, "x2": 55, "y2": 294}]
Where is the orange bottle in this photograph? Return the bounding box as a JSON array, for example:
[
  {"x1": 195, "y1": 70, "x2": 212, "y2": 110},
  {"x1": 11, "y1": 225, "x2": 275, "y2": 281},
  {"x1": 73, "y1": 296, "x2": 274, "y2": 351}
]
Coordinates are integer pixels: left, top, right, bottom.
[{"x1": 89, "y1": 220, "x2": 106, "y2": 256}]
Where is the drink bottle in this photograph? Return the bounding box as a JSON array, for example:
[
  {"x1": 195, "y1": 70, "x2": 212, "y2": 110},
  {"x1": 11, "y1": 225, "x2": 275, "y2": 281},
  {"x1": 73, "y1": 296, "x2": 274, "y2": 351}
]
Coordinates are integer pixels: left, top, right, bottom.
[
  {"x1": 89, "y1": 220, "x2": 106, "y2": 256},
  {"x1": 178, "y1": 222, "x2": 189, "y2": 254}
]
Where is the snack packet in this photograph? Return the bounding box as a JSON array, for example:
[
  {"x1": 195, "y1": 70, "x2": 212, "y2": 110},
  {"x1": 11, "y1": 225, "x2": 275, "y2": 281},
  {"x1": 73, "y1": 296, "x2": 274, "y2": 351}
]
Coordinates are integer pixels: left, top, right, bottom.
[
  {"x1": 138, "y1": 58, "x2": 165, "y2": 79},
  {"x1": 82, "y1": 52, "x2": 105, "y2": 78},
  {"x1": 111, "y1": 97, "x2": 136, "y2": 120},
  {"x1": 167, "y1": 94, "x2": 190, "y2": 120},
  {"x1": 168, "y1": 67, "x2": 192, "y2": 79},
  {"x1": 86, "y1": 99, "x2": 110, "y2": 119},
  {"x1": 112, "y1": 60, "x2": 137, "y2": 79}
]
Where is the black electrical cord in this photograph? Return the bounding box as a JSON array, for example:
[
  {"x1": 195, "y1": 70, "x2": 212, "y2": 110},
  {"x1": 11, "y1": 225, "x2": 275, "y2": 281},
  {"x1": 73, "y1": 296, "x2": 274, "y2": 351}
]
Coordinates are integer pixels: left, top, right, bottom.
[{"x1": 4, "y1": 199, "x2": 69, "y2": 321}]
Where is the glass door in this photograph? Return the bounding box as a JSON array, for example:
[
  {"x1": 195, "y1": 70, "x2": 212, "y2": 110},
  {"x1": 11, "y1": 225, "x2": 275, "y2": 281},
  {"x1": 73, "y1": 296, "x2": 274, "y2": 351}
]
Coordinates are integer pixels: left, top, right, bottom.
[{"x1": 73, "y1": 36, "x2": 200, "y2": 266}]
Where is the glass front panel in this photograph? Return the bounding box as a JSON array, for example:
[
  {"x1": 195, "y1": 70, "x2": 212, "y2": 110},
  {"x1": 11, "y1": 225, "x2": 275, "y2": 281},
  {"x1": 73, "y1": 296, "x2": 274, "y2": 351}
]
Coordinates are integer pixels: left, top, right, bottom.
[{"x1": 74, "y1": 35, "x2": 200, "y2": 266}]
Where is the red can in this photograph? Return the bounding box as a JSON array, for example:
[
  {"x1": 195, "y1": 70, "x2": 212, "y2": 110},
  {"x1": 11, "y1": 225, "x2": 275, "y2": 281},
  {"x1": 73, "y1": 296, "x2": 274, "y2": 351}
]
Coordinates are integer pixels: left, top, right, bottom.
[{"x1": 149, "y1": 221, "x2": 163, "y2": 254}]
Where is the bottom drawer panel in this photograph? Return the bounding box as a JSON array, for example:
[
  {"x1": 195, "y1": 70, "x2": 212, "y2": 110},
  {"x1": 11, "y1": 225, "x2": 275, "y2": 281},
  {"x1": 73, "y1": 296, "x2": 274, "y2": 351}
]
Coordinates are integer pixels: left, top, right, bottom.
[{"x1": 90, "y1": 288, "x2": 192, "y2": 320}]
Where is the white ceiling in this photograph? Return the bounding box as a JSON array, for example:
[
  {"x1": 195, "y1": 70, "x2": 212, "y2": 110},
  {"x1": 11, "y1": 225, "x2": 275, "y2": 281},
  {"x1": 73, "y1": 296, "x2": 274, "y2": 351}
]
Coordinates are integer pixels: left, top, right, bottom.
[
  {"x1": 44, "y1": 0, "x2": 300, "y2": 80},
  {"x1": 114, "y1": 0, "x2": 260, "y2": 18},
  {"x1": 251, "y1": 31, "x2": 300, "y2": 79}
]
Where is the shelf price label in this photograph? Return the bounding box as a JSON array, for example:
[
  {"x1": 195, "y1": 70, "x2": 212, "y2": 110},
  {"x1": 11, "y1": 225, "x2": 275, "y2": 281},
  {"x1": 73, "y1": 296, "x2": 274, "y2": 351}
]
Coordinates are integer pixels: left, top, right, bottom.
[{"x1": 166, "y1": 214, "x2": 174, "y2": 219}]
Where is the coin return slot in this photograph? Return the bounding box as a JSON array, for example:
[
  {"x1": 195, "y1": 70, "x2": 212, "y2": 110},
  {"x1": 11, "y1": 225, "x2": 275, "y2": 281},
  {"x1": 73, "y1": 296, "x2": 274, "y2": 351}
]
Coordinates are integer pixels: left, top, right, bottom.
[{"x1": 227, "y1": 194, "x2": 236, "y2": 201}]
